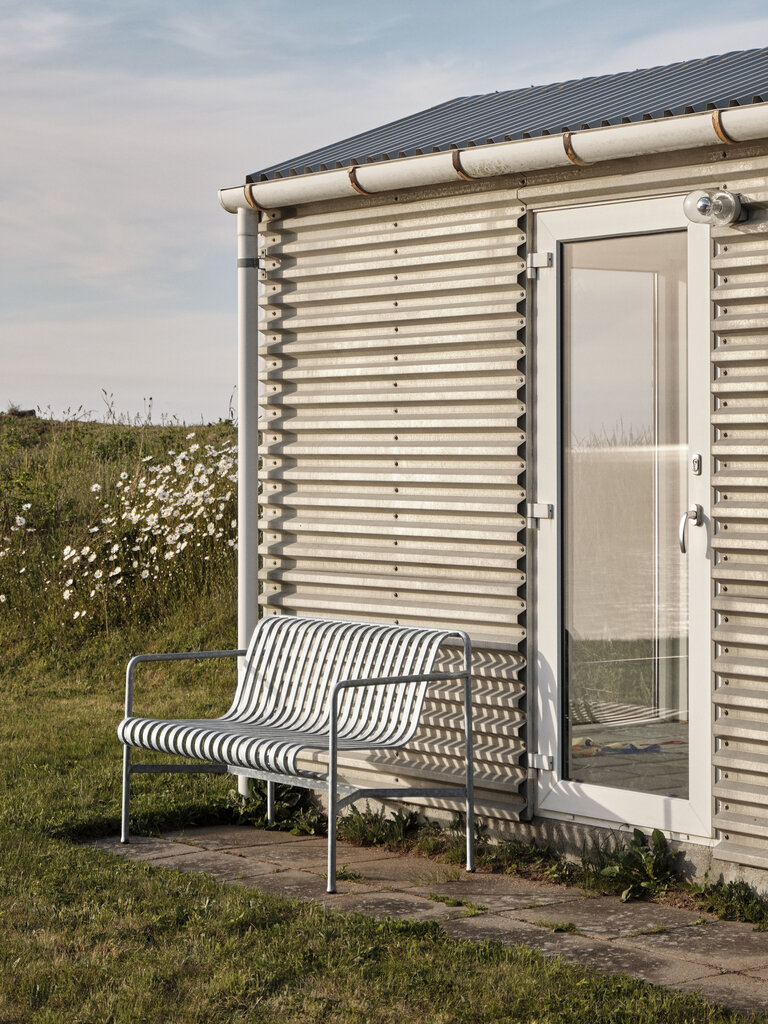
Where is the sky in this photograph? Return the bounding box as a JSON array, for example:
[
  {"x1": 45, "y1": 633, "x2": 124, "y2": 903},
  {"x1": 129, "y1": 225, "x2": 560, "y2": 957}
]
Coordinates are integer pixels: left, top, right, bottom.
[{"x1": 4, "y1": 0, "x2": 768, "y2": 424}]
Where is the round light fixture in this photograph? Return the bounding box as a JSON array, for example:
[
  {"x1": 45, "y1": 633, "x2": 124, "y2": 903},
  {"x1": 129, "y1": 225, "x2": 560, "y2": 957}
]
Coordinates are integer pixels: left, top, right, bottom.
[{"x1": 683, "y1": 189, "x2": 746, "y2": 226}]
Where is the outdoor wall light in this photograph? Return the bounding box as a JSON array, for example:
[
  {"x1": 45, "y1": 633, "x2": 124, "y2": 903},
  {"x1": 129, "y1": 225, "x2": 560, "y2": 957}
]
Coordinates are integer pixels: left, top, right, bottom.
[{"x1": 683, "y1": 189, "x2": 747, "y2": 226}]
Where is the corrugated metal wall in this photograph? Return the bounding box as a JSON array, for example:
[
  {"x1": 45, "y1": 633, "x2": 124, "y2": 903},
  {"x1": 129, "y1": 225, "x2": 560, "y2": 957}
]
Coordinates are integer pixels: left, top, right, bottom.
[
  {"x1": 254, "y1": 148, "x2": 768, "y2": 862},
  {"x1": 257, "y1": 184, "x2": 527, "y2": 817},
  {"x1": 520, "y1": 149, "x2": 768, "y2": 867},
  {"x1": 711, "y1": 171, "x2": 768, "y2": 868}
]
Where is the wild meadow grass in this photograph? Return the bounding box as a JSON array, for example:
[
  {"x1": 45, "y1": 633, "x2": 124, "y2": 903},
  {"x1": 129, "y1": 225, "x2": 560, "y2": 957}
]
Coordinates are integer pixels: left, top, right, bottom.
[{"x1": 0, "y1": 412, "x2": 763, "y2": 1023}]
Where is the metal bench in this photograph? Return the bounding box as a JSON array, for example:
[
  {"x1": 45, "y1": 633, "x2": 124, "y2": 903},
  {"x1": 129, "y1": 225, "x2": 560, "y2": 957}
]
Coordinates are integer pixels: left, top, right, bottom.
[{"x1": 118, "y1": 615, "x2": 474, "y2": 892}]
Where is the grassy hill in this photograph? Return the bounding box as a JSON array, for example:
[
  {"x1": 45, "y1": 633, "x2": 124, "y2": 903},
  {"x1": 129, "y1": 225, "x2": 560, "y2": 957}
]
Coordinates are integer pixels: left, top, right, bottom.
[{"x1": 0, "y1": 413, "x2": 756, "y2": 1024}]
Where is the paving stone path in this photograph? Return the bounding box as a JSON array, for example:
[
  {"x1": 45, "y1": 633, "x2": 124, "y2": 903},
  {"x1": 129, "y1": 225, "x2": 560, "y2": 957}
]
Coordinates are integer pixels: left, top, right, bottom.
[{"x1": 91, "y1": 827, "x2": 768, "y2": 1017}]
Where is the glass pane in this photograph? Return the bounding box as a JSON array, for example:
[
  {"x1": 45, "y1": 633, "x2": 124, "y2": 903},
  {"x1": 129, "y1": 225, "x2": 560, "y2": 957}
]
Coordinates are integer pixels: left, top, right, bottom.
[{"x1": 562, "y1": 232, "x2": 688, "y2": 798}]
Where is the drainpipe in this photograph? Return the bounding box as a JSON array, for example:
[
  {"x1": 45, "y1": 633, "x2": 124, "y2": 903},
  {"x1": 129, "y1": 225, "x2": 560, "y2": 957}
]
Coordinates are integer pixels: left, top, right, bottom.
[{"x1": 236, "y1": 206, "x2": 261, "y2": 797}]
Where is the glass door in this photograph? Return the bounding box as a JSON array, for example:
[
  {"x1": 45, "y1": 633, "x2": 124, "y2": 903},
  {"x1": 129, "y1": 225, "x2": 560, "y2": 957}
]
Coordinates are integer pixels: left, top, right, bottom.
[{"x1": 533, "y1": 198, "x2": 711, "y2": 837}]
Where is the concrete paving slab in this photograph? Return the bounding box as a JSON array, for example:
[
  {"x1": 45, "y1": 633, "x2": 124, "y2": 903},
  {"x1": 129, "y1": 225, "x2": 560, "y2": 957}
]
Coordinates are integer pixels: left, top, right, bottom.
[
  {"x1": 671, "y1": 972, "x2": 768, "y2": 1015},
  {"x1": 334, "y1": 854, "x2": 461, "y2": 887},
  {"x1": 154, "y1": 849, "x2": 282, "y2": 885},
  {"x1": 442, "y1": 917, "x2": 716, "y2": 989},
  {"x1": 627, "y1": 918, "x2": 768, "y2": 971},
  {"x1": 163, "y1": 825, "x2": 321, "y2": 850},
  {"x1": 88, "y1": 836, "x2": 204, "y2": 863},
  {"x1": 513, "y1": 895, "x2": 708, "y2": 937},
  {"x1": 412, "y1": 874, "x2": 584, "y2": 911},
  {"x1": 242, "y1": 868, "x2": 372, "y2": 901},
  {"x1": 323, "y1": 890, "x2": 461, "y2": 922},
  {"x1": 258, "y1": 843, "x2": 399, "y2": 875}
]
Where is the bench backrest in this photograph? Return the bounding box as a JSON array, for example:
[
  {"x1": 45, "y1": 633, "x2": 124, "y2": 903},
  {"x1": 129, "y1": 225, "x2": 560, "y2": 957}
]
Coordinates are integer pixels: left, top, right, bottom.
[{"x1": 225, "y1": 616, "x2": 460, "y2": 745}]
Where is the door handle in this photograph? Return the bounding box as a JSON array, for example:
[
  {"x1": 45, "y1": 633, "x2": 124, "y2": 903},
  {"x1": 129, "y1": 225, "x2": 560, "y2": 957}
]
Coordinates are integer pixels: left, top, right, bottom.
[{"x1": 679, "y1": 503, "x2": 702, "y2": 554}]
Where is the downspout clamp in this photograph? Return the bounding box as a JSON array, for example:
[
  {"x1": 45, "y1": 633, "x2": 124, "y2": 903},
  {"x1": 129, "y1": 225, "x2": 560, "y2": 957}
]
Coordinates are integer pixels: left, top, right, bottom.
[{"x1": 219, "y1": 102, "x2": 768, "y2": 213}]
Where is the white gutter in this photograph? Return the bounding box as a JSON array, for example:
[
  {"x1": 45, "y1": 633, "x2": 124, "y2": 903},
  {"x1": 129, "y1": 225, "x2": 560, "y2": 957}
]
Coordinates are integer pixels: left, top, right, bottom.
[{"x1": 219, "y1": 103, "x2": 768, "y2": 213}]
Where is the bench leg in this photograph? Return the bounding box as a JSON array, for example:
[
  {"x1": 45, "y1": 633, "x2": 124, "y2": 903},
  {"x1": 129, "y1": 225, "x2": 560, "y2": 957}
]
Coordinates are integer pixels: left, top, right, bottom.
[
  {"x1": 121, "y1": 745, "x2": 131, "y2": 844},
  {"x1": 464, "y1": 648, "x2": 475, "y2": 873},
  {"x1": 327, "y1": 765, "x2": 337, "y2": 894},
  {"x1": 266, "y1": 780, "x2": 275, "y2": 824}
]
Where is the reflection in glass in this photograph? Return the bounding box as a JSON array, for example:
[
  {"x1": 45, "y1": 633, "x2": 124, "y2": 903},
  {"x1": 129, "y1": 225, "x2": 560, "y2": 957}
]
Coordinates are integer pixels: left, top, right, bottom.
[{"x1": 562, "y1": 232, "x2": 689, "y2": 797}]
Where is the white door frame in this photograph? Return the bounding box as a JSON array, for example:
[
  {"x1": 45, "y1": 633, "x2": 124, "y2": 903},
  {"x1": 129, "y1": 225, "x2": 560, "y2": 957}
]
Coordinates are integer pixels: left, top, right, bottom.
[{"x1": 531, "y1": 196, "x2": 712, "y2": 840}]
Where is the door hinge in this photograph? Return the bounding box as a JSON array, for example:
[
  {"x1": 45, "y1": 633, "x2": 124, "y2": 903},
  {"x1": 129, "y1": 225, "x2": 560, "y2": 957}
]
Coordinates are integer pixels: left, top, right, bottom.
[
  {"x1": 526, "y1": 502, "x2": 554, "y2": 526},
  {"x1": 526, "y1": 251, "x2": 553, "y2": 279},
  {"x1": 527, "y1": 753, "x2": 554, "y2": 771}
]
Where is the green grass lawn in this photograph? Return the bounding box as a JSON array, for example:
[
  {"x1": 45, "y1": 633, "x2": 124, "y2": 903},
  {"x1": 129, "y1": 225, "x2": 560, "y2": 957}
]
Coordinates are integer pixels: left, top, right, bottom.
[{"x1": 0, "y1": 413, "x2": 763, "y2": 1023}]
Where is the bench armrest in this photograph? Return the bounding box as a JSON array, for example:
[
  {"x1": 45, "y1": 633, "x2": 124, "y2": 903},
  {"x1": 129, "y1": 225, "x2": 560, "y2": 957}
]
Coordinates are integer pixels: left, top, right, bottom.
[
  {"x1": 332, "y1": 669, "x2": 468, "y2": 697},
  {"x1": 330, "y1": 667, "x2": 472, "y2": 735},
  {"x1": 124, "y1": 649, "x2": 247, "y2": 718}
]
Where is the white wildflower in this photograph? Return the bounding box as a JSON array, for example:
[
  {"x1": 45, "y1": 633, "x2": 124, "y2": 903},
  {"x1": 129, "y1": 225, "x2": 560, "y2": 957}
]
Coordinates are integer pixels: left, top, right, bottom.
[
  {"x1": 22, "y1": 502, "x2": 31, "y2": 510},
  {"x1": 0, "y1": 595, "x2": 6, "y2": 603},
  {"x1": 66, "y1": 578, "x2": 73, "y2": 587},
  {"x1": 15, "y1": 516, "x2": 25, "y2": 527},
  {"x1": 186, "y1": 432, "x2": 195, "y2": 439},
  {"x1": 141, "y1": 569, "x2": 149, "y2": 579},
  {"x1": 110, "y1": 543, "x2": 119, "y2": 554},
  {"x1": 63, "y1": 589, "x2": 71, "y2": 600},
  {"x1": 93, "y1": 570, "x2": 103, "y2": 580},
  {"x1": 120, "y1": 471, "x2": 128, "y2": 480},
  {"x1": 88, "y1": 552, "x2": 96, "y2": 563},
  {"x1": 89, "y1": 526, "x2": 99, "y2": 533},
  {"x1": 81, "y1": 546, "x2": 90, "y2": 556},
  {"x1": 90, "y1": 483, "x2": 102, "y2": 493}
]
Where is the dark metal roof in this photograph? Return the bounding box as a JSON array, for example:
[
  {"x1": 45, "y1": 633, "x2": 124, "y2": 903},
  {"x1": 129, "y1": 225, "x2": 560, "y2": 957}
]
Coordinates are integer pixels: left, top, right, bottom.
[{"x1": 250, "y1": 47, "x2": 768, "y2": 182}]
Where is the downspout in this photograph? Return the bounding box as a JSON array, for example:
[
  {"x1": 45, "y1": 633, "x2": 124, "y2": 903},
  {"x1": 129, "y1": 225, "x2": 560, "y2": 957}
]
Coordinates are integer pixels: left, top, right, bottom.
[{"x1": 236, "y1": 206, "x2": 261, "y2": 797}]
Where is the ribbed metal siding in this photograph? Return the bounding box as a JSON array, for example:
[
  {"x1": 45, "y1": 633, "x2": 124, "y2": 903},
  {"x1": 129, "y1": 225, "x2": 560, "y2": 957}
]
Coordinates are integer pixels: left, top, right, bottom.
[
  {"x1": 257, "y1": 185, "x2": 526, "y2": 815},
  {"x1": 711, "y1": 182, "x2": 768, "y2": 867}
]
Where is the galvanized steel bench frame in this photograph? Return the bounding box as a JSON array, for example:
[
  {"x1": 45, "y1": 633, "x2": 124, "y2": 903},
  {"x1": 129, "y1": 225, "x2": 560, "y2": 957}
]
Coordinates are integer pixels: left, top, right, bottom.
[{"x1": 119, "y1": 616, "x2": 474, "y2": 892}]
